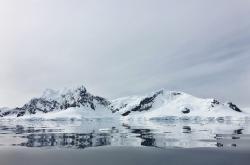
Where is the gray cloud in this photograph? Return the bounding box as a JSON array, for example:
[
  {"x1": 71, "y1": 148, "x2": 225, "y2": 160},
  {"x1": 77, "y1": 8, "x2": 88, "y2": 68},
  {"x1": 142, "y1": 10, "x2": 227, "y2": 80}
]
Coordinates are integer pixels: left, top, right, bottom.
[{"x1": 0, "y1": 0, "x2": 250, "y2": 108}]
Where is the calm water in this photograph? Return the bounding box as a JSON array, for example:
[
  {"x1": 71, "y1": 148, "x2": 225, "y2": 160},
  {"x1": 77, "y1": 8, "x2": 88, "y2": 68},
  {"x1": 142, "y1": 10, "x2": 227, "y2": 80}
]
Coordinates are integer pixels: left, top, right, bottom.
[{"x1": 0, "y1": 118, "x2": 250, "y2": 149}]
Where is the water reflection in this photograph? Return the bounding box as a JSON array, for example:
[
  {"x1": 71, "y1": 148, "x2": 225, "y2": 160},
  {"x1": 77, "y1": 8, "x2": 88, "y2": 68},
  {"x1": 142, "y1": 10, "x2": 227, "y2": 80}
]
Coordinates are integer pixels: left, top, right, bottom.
[
  {"x1": 18, "y1": 132, "x2": 112, "y2": 149},
  {"x1": 0, "y1": 119, "x2": 249, "y2": 149}
]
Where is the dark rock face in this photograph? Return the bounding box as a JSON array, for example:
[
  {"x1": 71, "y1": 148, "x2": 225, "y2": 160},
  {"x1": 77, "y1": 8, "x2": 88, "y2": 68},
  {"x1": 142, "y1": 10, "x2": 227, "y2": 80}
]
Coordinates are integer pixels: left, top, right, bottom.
[
  {"x1": 57, "y1": 87, "x2": 110, "y2": 111},
  {"x1": 111, "y1": 104, "x2": 127, "y2": 113},
  {"x1": 227, "y1": 102, "x2": 242, "y2": 112},
  {"x1": 212, "y1": 99, "x2": 220, "y2": 104},
  {"x1": 0, "y1": 86, "x2": 111, "y2": 117},
  {"x1": 0, "y1": 111, "x2": 11, "y2": 117},
  {"x1": 114, "y1": 90, "x2": 166, "y2": 117},
  {"x1": 21, "y1": 98, "x2": 59, "y2": 114},
  {"x1": 121, "y1": 111, "x2": 131, "y2": 116},
  {"x1": 172, "y1": 92, "x2": 181, "y2": 96},
  {"x1": 211, "y1": 99, "x2": 220, "y2": 107},
  {"x1": 130, "y1": 90, "x2": 163, "y2": 112},
  {"x1": 17, "y1": 110, "x2": 26, "y2": 117},
  {"x1": 0, "y1": 87, "x2": 244, "y2": 118},
  {"x1": 182, "y1": 108, "x2": 190, "y2": 114}
]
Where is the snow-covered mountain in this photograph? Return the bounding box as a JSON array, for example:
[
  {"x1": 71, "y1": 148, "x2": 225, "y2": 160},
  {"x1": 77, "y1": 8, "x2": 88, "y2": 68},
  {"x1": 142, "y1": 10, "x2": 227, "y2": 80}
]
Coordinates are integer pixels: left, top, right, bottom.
[
  {"x1": 112, "y1": 90, "x2": 245, "y2": 119},
  {"x1": 0, "y1": 85, "x2": 247, "y2": 119},
  {"x1": 0, "y1": 86, "x2": 113, "y2": 119}
]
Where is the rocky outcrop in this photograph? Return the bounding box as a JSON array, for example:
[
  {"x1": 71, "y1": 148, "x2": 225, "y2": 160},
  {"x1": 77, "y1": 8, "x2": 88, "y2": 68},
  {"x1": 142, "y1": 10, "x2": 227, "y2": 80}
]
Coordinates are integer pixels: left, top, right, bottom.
[
  {"x1": 0, "y1": 86, "x2": 110, "y2": 117},
  {"x1": 0, "y1": 85, "x2": 245, "y2": 118}
]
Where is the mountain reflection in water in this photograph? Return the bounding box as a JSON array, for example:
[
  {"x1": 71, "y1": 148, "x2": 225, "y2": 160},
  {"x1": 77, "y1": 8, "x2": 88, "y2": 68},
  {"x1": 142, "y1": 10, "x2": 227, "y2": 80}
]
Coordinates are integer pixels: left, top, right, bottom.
[{"x1": 0, "y1": 119, "x2": 249, "y2": 149}]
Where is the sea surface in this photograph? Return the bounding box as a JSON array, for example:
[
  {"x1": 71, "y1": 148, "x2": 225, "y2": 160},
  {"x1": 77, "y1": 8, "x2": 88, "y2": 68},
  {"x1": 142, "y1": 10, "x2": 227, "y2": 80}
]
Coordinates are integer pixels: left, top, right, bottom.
[
  {"x1": 0, "y1": 118, "x2": 250, "y2": 149},
  {"x1": 0, "y1": 118, "x2": 250, "y2": 165}
]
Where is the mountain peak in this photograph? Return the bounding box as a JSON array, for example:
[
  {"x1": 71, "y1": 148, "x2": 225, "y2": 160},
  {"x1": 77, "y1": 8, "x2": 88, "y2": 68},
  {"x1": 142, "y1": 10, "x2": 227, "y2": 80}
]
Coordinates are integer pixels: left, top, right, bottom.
[
  {"x1": 42, "y1": 85, "x2": 87, "y2": 100},
  {"x1": 0, "y1": 86, "x2": 247, "y2": 119}
]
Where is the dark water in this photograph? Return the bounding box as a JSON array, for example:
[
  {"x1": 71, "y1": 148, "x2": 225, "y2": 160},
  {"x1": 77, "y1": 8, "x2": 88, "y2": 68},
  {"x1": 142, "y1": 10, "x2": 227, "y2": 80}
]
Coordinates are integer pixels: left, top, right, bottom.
[
  {"x1": 0, "y1": 119, "x2": 250, "y2": 149},
  {"x1": 1, "y1": 146, "x2": 250, "y2": 165}
]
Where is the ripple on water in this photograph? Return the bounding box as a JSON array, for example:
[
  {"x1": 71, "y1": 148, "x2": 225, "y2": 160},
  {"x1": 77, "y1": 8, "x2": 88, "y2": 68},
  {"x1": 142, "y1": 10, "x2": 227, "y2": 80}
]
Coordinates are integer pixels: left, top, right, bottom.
[{"x1": 0, "y1": 119, "x2": 249, "y2": 149}]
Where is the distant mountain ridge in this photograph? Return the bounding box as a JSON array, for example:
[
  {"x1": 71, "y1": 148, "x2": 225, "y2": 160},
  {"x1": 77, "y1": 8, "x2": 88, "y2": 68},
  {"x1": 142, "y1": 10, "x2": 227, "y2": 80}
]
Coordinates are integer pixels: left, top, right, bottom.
[
  {"x1": 0, "y1": 86, "x2": 110, "y2": 117},
  {"x1": 0, "y1": 85, "x2": 246, "y2": 119}
]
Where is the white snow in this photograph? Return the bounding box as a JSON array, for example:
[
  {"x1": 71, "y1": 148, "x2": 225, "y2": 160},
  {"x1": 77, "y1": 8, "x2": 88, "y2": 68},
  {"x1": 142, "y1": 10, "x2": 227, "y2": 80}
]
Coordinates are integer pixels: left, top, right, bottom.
[
  {"x1": 3, "y1": 105, "x2": 117, "y2": 120},
  {"x1": 41, "y1": 85, "x2": 87, "y2": 104},
  {"x1": 0, "y1": 107, "x2": 10, "y2": 113},
  {"x1": 112, "y1": 90, "x2": 249, "y2": 120},
  {"x1": 242, "y1": 107, "x2": 250, "y2": 114},
  {"x1": 0, "y1": 88, "x2": 249, "y2": 120}
]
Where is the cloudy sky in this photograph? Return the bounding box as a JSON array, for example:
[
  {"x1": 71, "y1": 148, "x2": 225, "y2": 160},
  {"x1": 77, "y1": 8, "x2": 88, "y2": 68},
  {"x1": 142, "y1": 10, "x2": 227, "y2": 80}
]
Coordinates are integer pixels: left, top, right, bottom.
[{"x1": 0, "y1": 0, "x2": 250, "y2": 108}]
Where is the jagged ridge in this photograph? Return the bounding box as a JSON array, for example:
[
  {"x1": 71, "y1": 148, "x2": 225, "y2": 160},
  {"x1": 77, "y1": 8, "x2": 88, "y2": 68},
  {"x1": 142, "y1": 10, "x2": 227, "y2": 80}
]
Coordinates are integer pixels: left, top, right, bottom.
[
  {"x1": 0, "y1": 85, "x2": 245, "y2": 118},
  {"x1": 0, "y1": 86, "x2": 110, "y2": 117}
]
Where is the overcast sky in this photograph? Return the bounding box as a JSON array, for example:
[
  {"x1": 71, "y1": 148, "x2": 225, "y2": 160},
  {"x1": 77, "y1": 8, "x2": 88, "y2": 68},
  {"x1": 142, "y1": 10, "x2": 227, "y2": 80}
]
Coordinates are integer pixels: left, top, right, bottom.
[{"x1": 0, "y1": 0, "x2": 250, "y2": 108}]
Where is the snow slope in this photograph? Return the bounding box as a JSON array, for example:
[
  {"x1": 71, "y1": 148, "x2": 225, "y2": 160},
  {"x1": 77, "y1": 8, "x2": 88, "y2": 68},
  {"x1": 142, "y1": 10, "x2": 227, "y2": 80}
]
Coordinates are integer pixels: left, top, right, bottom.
[
  {"x1": 0, "y1": 86, "x2": 248, "y2": 120},
  {"x1": 0, "y1": 85, "x2": 114, "y2": 119},
  {"x1": 111, "y1": 90, "x2": 247, "y2": 120}
]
